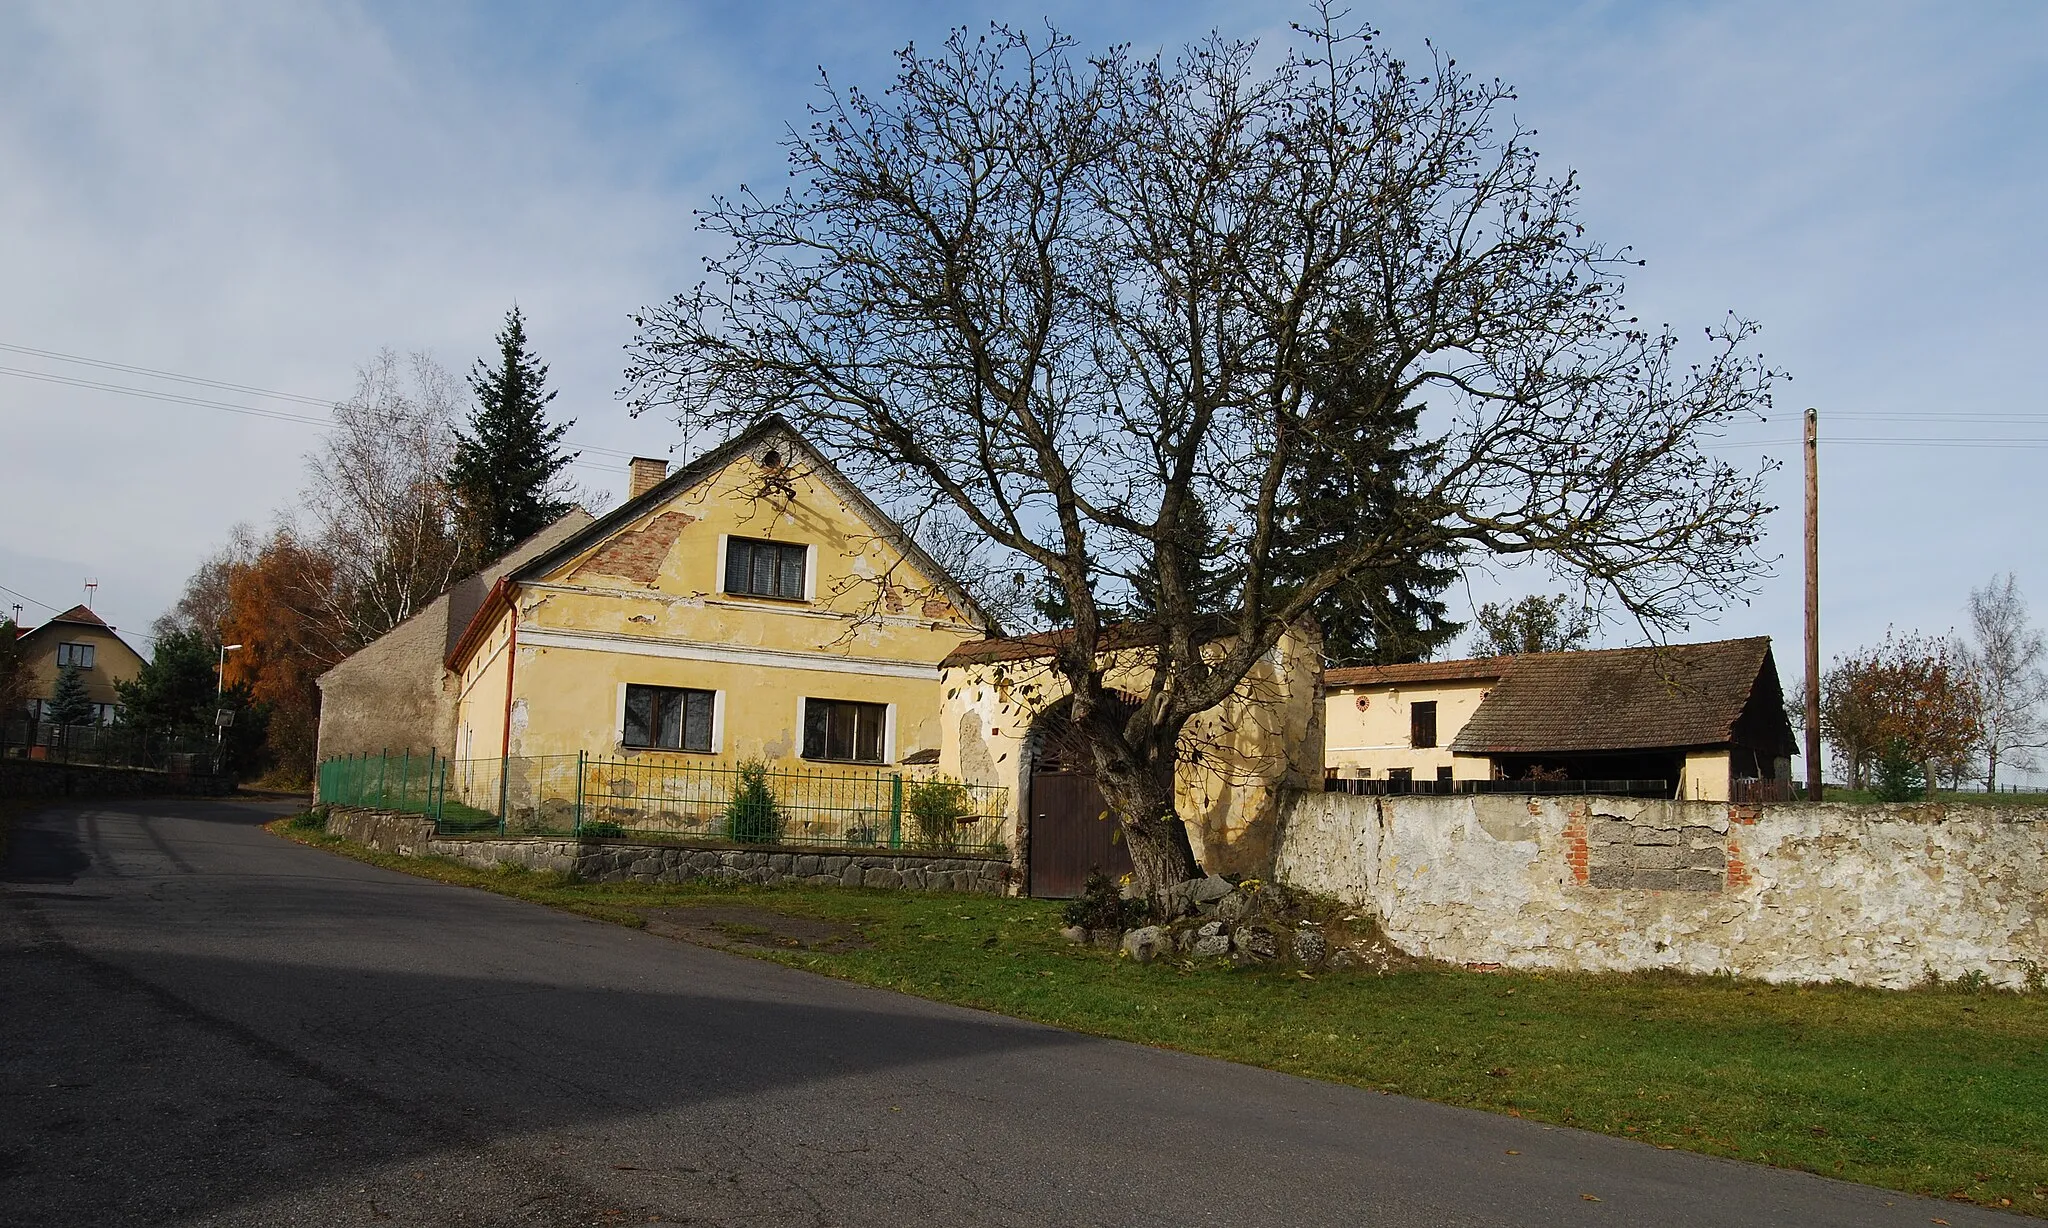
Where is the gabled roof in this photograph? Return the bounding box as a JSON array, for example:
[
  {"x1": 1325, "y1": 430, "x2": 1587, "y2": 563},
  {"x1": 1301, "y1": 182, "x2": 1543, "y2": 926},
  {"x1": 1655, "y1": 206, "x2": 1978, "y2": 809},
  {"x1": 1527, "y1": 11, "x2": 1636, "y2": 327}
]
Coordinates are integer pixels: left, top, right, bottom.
[
  {"x1": 447, "y1": 416, "x2": 989, "y2": 671},
  {"x1": 36, "y1": 604, "x2": 110, "y2": 631},
  {"x1": 1325, "y1": 657, "x2": 1509, "y2": 688},
  {"x1": 14, "y1": 604, "x2": 145, "y2": 661},
  {"x1": 1447, "y1": 636, "x2": 1791, "y2": 755}
]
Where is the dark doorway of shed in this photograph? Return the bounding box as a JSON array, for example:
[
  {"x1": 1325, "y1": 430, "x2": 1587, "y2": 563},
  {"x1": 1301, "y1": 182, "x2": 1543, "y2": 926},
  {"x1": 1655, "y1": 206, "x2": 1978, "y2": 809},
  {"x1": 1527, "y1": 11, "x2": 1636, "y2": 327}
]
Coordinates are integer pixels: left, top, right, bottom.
[{"x1": 1026, "y1": 696, "x2": 1135, "y2": 899}]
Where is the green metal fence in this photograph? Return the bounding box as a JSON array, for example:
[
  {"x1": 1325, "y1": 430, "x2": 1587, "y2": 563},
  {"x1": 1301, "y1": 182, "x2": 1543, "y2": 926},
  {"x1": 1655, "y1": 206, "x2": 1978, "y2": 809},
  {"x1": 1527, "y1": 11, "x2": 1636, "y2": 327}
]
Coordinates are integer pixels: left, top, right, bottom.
[
  {"x1": 318, "y1": 750, "x2": 1008, "y2": 854},
  {"x1": 317, "y1": 750, "x2": 450, "y2": 819}
]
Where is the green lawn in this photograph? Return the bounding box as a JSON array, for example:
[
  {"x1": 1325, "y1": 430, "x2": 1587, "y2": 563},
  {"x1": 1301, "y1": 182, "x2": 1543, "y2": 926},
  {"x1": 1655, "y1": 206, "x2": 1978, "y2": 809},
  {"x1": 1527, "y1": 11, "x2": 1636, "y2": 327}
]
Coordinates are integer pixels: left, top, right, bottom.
[{"x1": 273, "y1": 817, "x2": 2048, "y2": 1216}]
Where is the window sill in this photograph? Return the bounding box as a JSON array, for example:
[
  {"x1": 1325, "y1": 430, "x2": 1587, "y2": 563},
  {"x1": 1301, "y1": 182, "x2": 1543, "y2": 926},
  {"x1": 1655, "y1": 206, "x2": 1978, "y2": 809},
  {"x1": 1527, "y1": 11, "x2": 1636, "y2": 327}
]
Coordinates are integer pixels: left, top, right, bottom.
[
  {"x1": 618, "y1": 743, "x2": 719, "y2": 756},
  {"x1": 801, "y1": 756, "x2": 888, "y2": 767},
  {"x1": 719, "y1": 590, "x2": 812, "y2": 605}
]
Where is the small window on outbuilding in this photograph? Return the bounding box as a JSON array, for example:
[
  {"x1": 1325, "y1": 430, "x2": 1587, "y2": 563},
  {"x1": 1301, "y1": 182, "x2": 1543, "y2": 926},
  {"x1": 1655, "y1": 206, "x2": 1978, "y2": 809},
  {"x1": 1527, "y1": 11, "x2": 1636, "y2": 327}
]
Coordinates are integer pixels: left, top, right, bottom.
[{"x1": 1410, "y1": 700, "x2": 1438, "y2": 749}]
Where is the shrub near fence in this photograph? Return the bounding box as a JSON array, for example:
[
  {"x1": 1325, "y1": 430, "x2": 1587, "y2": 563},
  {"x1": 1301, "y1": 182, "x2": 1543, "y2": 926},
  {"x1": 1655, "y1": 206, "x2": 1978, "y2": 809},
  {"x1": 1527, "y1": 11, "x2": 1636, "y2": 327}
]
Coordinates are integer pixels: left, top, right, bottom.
[{"x1": 319, "y1": 751, "x2": 1009, "y2": 854}]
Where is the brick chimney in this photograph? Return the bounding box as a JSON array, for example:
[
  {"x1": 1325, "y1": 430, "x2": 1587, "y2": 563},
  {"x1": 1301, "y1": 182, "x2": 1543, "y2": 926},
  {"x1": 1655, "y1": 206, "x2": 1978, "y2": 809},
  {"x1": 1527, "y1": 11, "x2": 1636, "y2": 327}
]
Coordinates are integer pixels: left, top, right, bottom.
[{"x1": 628, "y1": 457, "x2": 669, "y2": 501}]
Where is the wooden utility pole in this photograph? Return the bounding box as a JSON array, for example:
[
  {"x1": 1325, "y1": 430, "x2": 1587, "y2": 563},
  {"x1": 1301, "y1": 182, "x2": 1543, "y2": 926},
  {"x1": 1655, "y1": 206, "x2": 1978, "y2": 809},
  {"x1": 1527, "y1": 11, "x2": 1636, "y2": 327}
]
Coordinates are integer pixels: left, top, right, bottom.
[{"x1": 1804, "y1": 408, "x2": 1822, "y2": 800}]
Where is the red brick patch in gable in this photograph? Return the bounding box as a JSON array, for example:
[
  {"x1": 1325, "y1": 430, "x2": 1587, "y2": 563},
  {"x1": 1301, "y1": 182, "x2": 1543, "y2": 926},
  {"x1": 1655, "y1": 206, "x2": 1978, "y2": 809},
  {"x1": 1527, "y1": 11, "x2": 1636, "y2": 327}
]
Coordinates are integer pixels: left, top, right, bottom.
[{"x1": 572, "y1": 512, "x2": 696, "y2": 584}]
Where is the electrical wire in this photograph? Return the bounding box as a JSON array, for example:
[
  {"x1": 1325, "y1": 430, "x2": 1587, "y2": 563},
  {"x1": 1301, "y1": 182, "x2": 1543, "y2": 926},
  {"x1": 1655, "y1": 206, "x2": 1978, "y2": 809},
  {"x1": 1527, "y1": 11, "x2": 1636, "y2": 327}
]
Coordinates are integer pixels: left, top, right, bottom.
[{"x1": 0, "y1": 345, "x2": 647, "y2": 472}]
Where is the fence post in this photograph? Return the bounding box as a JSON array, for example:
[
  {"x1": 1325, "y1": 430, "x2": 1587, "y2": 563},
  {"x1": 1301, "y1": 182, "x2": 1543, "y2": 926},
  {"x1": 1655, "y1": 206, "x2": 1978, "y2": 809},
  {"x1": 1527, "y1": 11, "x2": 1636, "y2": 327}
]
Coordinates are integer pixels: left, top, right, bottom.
[
  {"x1": 378, "y1": 749, "x2": 389, "y2": 808},
  {"x1": 401, "y1": 749, "x2": 412, "y2": 813},
  {"x1": 498, "y1": 749, "x2": 510, "y2": 836},
  {"x1": 889, "y1": 773, "x2": 903, "y2": 849},
  {"x1": 575, "y1": 749, "x2": 587, "y2": 835}
]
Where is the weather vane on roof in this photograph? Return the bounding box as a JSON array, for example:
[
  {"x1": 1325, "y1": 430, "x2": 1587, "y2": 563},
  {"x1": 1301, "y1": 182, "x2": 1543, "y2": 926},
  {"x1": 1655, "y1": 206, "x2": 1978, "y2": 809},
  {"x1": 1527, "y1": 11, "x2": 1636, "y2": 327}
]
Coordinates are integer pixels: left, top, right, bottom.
[{"x1": 83, "y1": 579, "x2": 98, "y2": 610}]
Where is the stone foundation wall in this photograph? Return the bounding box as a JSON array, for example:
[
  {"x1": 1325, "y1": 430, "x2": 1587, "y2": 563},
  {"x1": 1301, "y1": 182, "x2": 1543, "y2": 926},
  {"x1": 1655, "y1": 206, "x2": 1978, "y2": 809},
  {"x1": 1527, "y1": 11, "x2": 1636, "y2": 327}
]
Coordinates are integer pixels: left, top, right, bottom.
[
  {"x1": 1273, "y1": 791, "x2": 2048, "y2": 990},
  {"x1": 323, "y1": 806, "x2": 1012, "y2": 894}
]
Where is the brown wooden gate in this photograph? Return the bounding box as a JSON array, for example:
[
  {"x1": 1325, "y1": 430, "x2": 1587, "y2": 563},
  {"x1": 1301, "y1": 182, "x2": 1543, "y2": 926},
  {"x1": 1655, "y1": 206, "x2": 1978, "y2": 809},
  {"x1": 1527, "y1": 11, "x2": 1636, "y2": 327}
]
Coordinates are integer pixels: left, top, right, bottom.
[{"x1": 1027, "y1": 771, "x2": 1131, "y2": 898}]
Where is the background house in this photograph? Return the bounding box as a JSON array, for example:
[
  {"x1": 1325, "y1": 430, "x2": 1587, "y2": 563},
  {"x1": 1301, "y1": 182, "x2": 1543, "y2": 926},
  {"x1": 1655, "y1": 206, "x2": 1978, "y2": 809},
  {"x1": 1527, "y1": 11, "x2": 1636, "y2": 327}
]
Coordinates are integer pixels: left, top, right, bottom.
[
  {"x1": 13, "y1": 604, "x2": 146, "y2": 727},
  {"x1": 1323, "y1": 637, "x2": 1797, "y2": 802}
]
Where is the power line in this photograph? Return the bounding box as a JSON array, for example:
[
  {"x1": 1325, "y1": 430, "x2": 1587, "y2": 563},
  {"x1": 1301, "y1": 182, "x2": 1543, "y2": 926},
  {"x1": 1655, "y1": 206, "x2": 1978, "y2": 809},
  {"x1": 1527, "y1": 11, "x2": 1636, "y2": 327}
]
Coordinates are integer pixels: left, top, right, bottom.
[
  {"x1": 0, "y1": 581, "x2": 63, "y2": 615},
  {"x1": 0, "y1": 347, "x2": 648, "y2": 471},
  {"x1": 0, "y1": 340, "x2": 333, "y2": 406}
]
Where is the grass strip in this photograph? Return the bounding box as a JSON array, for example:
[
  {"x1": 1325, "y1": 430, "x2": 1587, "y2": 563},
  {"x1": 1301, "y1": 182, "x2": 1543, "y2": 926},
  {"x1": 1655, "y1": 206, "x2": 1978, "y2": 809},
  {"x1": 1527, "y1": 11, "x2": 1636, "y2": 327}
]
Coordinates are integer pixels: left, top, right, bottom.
[{"x1": 270, "y1": 817, "x2": 2048, "y2": 1216}]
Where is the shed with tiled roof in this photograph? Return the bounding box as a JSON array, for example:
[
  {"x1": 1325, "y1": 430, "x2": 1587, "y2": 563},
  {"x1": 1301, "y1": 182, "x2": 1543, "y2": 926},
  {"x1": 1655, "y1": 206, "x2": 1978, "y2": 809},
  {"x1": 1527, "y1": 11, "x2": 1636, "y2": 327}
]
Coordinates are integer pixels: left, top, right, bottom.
[{"x1": 1323, "y1": 636, "x2": 1797, "y2": 801}]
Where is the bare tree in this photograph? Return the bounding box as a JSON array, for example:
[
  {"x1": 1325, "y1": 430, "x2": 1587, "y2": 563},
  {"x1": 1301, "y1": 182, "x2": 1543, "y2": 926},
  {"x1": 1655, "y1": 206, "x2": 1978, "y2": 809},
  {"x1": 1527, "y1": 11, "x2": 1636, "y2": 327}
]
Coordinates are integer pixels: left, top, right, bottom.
[
  {"x1": 625, "y1": 14, "x2": 1778, "y2": 908},
  {"x1": 1962, "y1": 573, "x2": 2047, "y2": 790},
  {"x1": 303, "y1": 349, "x2": 465, "y2": 654}
]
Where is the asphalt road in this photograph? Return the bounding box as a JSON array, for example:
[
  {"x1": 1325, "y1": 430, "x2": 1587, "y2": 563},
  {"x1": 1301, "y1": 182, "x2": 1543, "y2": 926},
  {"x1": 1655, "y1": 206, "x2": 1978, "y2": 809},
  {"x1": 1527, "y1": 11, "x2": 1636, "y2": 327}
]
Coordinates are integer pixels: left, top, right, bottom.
[{"x1": 0, "y1": 797, "x2": 2017, "y2": 1227}]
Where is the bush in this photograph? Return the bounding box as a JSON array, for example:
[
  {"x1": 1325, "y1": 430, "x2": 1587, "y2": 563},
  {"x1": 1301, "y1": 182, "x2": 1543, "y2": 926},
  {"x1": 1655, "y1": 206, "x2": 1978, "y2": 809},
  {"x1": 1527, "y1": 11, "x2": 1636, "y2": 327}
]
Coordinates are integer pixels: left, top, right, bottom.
[
  {"x1": 578, "y1": 820, "x2": 625, "y2": 839},
  {"x1": 1061, "y1": 870, "x2": 1152, "y2": 932},
  {"x1": 724, "y1": 759, "x2": 784, "y2": 844},
  {"x1": 286, "y1": 807, "x2": 329, "y2": 833},
  {"x1": 905, "y1": 777, "x2": 975, "y2": 850}
]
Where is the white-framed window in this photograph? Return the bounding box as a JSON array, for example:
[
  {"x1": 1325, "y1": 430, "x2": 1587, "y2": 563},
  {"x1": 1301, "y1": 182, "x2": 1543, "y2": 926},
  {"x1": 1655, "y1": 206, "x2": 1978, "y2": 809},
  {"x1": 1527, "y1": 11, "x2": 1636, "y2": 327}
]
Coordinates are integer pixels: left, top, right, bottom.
[
  {"x1": 56, "y1": 642, "x2": 95, "y2": 669},
  {"x1": 801, "y1": 697, "x2": 887, "y2": 764},
  {"x1": 723, "y1": 537, "x2": 808, "y2": 600},
  {"x1": 623, "y1": 684, "x2": 717, "y2": 752}
]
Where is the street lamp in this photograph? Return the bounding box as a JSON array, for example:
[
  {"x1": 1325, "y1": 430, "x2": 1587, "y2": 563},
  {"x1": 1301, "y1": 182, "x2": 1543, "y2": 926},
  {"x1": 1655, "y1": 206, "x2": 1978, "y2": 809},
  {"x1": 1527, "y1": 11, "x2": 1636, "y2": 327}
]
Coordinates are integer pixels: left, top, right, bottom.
[{"x1": 215, "y1": 643, "x2": 244, "y2": 772}]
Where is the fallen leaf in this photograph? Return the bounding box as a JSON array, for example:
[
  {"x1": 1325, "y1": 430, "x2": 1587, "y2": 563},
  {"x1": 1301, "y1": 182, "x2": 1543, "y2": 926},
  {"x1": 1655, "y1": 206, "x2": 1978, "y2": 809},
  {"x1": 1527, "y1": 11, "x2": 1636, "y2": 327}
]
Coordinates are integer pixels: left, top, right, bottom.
[
  {"x1": 1581, "y1": 1193, "x2": 1601, "y2": 1202},
  {"x1": 1505, "y1": 1150, "x2": 1519, "y2": 1156},
  {"x1": 1487, "y1": 1067, "x2": 1511, "y2": 1078}
]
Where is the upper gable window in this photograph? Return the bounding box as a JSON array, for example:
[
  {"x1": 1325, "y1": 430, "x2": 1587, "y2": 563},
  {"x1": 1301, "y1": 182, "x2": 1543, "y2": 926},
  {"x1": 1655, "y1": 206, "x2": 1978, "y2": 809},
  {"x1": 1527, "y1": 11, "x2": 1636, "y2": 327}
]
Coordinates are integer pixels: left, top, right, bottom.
[
  {"x1": 56, "y1": 643, "x2": 95, "y2": 669},
  {"x1": 724, "y1": 537, "x2": 807, "y2": 601}
]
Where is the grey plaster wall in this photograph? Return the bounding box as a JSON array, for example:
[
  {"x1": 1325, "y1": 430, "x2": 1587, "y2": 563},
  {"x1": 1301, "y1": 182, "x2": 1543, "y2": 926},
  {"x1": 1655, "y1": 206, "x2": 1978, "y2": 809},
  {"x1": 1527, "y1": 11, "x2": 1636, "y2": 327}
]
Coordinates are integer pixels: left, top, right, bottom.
[{"x1": 1273, "y1": 791, "x2": 2048, "y2": 990}]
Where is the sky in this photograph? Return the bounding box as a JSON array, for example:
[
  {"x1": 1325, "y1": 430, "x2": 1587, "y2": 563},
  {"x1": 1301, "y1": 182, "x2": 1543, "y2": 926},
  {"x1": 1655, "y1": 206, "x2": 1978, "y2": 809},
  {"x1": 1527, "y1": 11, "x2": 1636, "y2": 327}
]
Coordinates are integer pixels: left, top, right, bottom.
[{"x1": 2, "y1": 1, "x2": 2044, "y2": 709}]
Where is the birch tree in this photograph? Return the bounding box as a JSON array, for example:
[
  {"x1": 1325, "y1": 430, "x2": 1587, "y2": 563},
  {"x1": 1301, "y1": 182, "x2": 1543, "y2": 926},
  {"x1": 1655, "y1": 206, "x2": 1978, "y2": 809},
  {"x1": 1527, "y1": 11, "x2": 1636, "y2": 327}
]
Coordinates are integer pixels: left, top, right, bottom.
[
  {"x1": 305, "y1": 349, "x2": 465, "y2": 650},
  {"x1": 1963, "y1": 573, "x2": 2047, "y2": 791}
]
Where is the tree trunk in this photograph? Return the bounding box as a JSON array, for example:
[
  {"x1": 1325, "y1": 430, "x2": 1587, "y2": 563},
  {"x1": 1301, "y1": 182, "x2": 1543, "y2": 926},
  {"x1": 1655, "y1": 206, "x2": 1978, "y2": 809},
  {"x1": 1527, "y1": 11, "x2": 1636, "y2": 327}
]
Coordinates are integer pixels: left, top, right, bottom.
[
  {"x1": 1093, "y1": 763, "x2": 1201, "y2": 916},
  {"x1": 1120, "y1": 808, "x2": 1202, "y2": 917}
]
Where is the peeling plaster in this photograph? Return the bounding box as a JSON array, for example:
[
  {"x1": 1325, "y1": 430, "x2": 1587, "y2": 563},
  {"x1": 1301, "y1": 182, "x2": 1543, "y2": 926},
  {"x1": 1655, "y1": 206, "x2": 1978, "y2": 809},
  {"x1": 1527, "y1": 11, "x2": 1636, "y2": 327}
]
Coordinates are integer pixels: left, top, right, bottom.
[{"x1": 1275, "y1": 792, "x2": 2048, "y2": 989}]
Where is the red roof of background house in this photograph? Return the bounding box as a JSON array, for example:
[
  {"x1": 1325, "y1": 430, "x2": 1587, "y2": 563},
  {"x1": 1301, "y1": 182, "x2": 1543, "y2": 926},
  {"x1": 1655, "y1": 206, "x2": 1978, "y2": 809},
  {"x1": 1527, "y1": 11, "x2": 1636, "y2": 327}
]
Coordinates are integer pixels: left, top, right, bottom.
[
  {"x1": 1323, "y1": 657, "x2": 1510, "y2": 688},
  {"x1": 43, "y1": 604, "x2": 111, "y2": 629}
]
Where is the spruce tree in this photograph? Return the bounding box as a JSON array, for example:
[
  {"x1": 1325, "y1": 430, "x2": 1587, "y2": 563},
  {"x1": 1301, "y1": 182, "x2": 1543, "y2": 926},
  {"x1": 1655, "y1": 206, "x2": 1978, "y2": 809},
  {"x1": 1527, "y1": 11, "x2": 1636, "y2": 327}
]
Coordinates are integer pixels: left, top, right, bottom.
[
  {"x1": 448, "y1": 306, "x2": 578, "y2": 562},
  {"x1": 1274, "y1": 309, "x2": 1463, "y2": 666},
  {"x1": 49, "y1": 663, "x2": 97, "y2": 728}
]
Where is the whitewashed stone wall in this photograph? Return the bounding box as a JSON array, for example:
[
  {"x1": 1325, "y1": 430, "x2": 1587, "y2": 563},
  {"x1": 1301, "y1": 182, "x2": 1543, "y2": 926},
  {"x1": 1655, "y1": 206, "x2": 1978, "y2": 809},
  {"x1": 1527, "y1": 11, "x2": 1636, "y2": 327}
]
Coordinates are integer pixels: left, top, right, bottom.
[{"x1": 1273, "y1": 791, "x2": 2047, "y2": 990}]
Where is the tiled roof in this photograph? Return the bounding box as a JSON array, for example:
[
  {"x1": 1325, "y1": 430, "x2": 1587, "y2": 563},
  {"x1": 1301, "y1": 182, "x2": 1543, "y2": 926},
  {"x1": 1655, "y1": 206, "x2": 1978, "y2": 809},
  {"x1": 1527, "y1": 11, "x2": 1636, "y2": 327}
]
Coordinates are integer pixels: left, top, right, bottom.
[
  {"x1": 44, "y1": 604, "x2": 110, "y2": 629},
  {"x1": 1447, "y1": 636, "x2": 1787, "y2": 755},
  {"x1": 1324, "y1": 657, "x2": 1509, "y2": 688},
  {"x1": 940, "y1": 615, "x2": 1233, "y2": 669}
]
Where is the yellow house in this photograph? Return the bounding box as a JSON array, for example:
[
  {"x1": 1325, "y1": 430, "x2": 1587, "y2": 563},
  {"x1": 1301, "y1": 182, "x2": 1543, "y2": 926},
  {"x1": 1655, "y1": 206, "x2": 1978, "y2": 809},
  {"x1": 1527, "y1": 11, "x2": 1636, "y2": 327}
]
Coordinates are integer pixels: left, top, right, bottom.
[
  {"x1": 1323, "y1": 637, "x2": 1798, "y2": 802},
  {"x1": 442, "y1": 417, "x2": 989, "y2": 825},
  {"x1": 13, "y1": 604, "x2": 147, "y2": 727}
]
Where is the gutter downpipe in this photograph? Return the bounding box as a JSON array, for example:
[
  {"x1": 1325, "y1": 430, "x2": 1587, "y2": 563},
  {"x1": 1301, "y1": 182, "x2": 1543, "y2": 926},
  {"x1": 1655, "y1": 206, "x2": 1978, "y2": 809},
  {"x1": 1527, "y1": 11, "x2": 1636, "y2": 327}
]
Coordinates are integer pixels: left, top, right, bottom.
[{"x1": 498, "y1": 603, "x2": 518, "y2": 835}]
